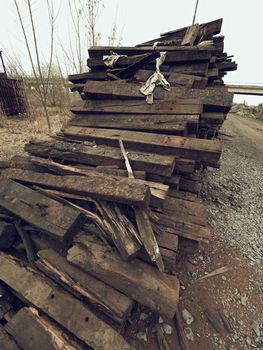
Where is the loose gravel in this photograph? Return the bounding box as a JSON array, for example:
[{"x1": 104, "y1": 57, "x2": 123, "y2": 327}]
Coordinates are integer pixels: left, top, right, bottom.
[{"x1": 201, "y1": 114, "x2": 263, "y2": 269}]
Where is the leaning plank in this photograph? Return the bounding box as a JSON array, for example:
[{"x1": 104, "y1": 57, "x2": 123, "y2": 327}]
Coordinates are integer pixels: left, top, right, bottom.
[
  {"x1": 0, "y1": 253, "x2": 134, "y2": 350},
  {"x1": 69, "y1": 112, "x2": 194, "y2": 135},
  {"x1": 25, "y1": 140, "x2": 176, "y2": 176},
  {"x1": 1, "y1": 169, "x2": 151, "y2": 207},
  {"x1": 0, "y1": 178, "x2": 84, "y2": 245},
  {"x1": 36, "y1": 249, "x2": 134, "y2": 324},
  {"x1": 137, "y1": 19, "x2": 223, "y2": 47},
  {"x1": 71, "y1": 98, "x2": 203, "y2": 115},
  {"x1": 5, "y1": 307, "x2": 84, "y2": 350},
  {"x1": 161, "y1": 18, "x2": 223, "y2": 38},
  {"x1": 181, "y1": 24, "x2": 200, "y2": 46},
  {"x1": 62, "y1": 127, "x2": 222, "y2": 165},
  {"x1": 68, "y1": 234, "x2": 180, "y2": 318},
  {"x1": 115, "y1": 52, "x2": 160, "y2": 79},
  {"x1": 134, "y1": 208, "x2": 164, "y2": 272},
  {"x1": 94, "y1": 201, "x2": 141, "y2": 260}
]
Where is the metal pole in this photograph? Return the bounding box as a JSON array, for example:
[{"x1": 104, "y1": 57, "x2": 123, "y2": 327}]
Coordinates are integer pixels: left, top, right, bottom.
[
  {"x1": 192, "y1": 0, "x2": 199, "y2": 25},
  {"x1": 0, "y1": 51, "x2": 7, "y2": 77}
]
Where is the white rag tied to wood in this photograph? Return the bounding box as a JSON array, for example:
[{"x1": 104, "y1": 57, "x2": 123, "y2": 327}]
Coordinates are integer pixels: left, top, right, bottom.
[
  {"x1": 103, "y1": 52, "x2": 127, "y2": 68},
  {"x1": 140, "y1": 52, "x2": 170, "y2": 104}
]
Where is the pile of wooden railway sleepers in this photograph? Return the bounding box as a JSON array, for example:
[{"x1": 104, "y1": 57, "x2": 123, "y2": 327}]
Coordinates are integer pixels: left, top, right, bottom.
[{"x1": 0, "y1": 19, "x2": 237, "y2": 350}]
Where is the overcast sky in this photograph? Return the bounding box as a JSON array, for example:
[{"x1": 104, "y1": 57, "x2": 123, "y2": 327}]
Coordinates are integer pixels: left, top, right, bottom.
[{"x1": 0, "y1": 0, "x2": 262, "y2": 104}]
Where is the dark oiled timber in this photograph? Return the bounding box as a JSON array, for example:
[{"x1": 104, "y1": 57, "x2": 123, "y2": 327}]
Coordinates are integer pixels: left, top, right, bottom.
[
  {"x1": 87, "y1": 52, "x2": 159, "y2": 69},
  {"x1": 138, "y1": 18, "x2": 223, "y2": 47},
  {"x1": 174, "y1": 158, "x2": 196, "y2": 174},
  {"x1": 152, "y1": 213, "x2": 211, "y2": 245},
  {"x1": 83, "y1": 81, "x2": 233, "y2": 112},
  {"x1": 25, "y1": 140, "x2": 176, "y2": 177},
  {"x1": 181, "y1": 23, "x2": 200, "y2": 46},
  {"x1": 62, "y1": 126, "x2": 222, "y2": 165},
  {"x1": 1, "y1": 169, "x2": 151, "y2": 207},
  {"x1": 162, "y1": 196, "x2": 208, "y2": 226},
  {"x1": 133, "y1": 69, "x2": 208, "y2": 88},
  {"x1": 69, "y1": 112, "x2": 197, "y2": 135},
  {"x1": 68, "y1": 234, "x2": 180, "y2": 318},
  {"x1": 0, "y1": 155, "x2": 146, "y2": 180},
  {"x1": 88, "y1": 45, "x2": 218, "y2": 58},
  {"x1": 71, "y1": 98, "x2": 203, "y2": 115},
  {"x1": 0, "y1": 178, "x2": 84, "y2": 245},
  {"x1": 0, "y1": 253, "x2": 134, "y2": 350},
  {"x1": 168, "y1": 62, "x2": 209, "y2": 76},
  {"x1": 68, "y1": 70, "x2": 107, "y2": 83},
  {"x1": 36, "y1": 249, "x2": 134, "y2": 324},
  {"x1": 5, "y1": 307, "x2": 84, "y2": 350},
  {"x1": 86, "y1": 50, "x2": 211, "y2": 69},
  {"x1": 115, "y1": 52, "x2": 160, "y2": 79}
]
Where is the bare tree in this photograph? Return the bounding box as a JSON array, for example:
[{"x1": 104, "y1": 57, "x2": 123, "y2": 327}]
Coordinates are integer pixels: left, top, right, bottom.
[
  {"x1": 13, "y1": 0, "x2": 57, "y2": 132},
  {"x1": 65, "y1": 0, "x2": 104, "y2": 74}
]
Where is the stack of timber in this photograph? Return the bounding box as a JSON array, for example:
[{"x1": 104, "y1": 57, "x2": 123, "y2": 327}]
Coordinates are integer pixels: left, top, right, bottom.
[
  {"x1": 0, "y1": 19, "x2": 236, "y2": 350},
  {"x1": 69, "y1": 18, "x2": 236, "y2": 139}
]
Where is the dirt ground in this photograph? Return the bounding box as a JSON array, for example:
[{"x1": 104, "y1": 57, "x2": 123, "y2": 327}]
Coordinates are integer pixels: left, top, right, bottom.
[
  {"x1": 177, "y1": 113, "x2": 263, "y2": 350},
  {"x1": 0, "y1": 111, "x2": 262, "y2": 349}
]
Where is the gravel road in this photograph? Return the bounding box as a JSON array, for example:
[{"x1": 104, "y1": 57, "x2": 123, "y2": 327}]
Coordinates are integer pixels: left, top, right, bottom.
[{"x1": 202, "y1": 113, "x2": 263, "y2": 267}]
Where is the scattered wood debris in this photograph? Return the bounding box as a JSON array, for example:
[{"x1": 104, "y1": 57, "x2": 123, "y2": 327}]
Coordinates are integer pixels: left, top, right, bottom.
[{"x1": 0, "y1": 18, "x2": 237, "y2": 349}]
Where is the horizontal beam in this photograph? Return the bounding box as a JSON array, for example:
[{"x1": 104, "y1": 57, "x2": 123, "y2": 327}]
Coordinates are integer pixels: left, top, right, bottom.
[{"x1": 226, "y1": 84, "x2": 263, "y2": 96}]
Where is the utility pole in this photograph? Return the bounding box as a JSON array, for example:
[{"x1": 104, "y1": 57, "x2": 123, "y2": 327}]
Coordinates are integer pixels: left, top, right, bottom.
[
  {"x1": 192, "y1": 0, "x2": 199, "y2": 25},
  {"x1": 0, "y1": 51, "x2": 7, "y2": 77}
]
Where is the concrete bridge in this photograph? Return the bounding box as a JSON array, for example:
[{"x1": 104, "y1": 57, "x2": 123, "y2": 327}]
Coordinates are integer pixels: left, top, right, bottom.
[{"x1": 226, "y1": 84, "x2": 263, "y2": 96}]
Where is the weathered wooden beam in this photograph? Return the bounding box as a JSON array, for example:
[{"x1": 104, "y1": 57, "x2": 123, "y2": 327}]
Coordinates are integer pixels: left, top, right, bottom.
[
  {"x1": 62, "y1": 127, "x2": 222, "y2": 165},
  {"x1": 0, "y1": 253, "x2": 134, "y2": 350},
  {"x1": 181, "y1": 24, "x2": 200, "y2": 46},
  {"x1": 25, "y1": 140, "x2": 176, "y2": 177},
  {"x1": 88, "y1": 45, "x2": 218, "y2": 58},
  {"x1": 151, "y1": 213, "x2": 210, "y2": 245},
  {"x1": 68, "y1": 71, "x2": 107, "y2": 83},
  {"x1": 174, "y1": 158, "x2": 196, "y2": 174},
  {"x1": 71, "y1": 98, "x2": 203, "y2": 115},
  {"x1": 87, "y1": 50, "x2": 211, "y2": 69},
  {"x1": 68, "y1": 234, "x2": 180, "y2": 318},
  {"x1": 36, "y1": 249, "x2": 134, "y2": 324},
  {"x1": 82, "y1": 81, "x2": 232, "y2": 112},
  {"x1": 137, "y1": 18, "x2": 223, "y2": 47},
  {"x1": 94, "y1": 201, "x2": 142, "y2": 260},
  {"x1": 168, "y1": 62, "x2": 209, "y2": 77},
  {"x1": 1, "y1": 169, "x2": 151, "y2": 207},
  {"x1": 133, "y1": 69, "x2": 208, "y2": 88},
  {"x1": 69, "y1": 111, "x2": 195, "y2": 135},
  {"x1": 162, "y1": 196, "x2": 208, "y2": 226},
  {"x1": 5, "y1": 307, "x2": 84, "y2": 350},
  {"x1": 0, "y1": 178, "x2": 85, "y2": 245},
  {"x1": 0, "y1": 326, "x2": 22, "y2": 350},
  {"x1": 164, "y1": 175, "x2": 181, "y2": 190}
]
